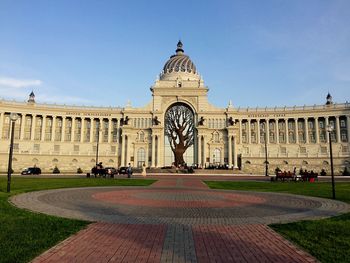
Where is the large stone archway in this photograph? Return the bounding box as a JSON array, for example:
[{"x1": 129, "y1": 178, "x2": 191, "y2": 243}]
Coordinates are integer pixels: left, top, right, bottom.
[{"x1": 164, "y1": 103, "x2": 195, "y2": 166}]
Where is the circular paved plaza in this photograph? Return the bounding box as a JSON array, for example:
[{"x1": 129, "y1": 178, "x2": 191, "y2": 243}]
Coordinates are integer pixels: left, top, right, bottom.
[
  {"x1": 11, "y1": 177, "x2": 350, "y2": 263},
  {"x1": 11, "y1": 183, "x2": 349, "y2": 225}
]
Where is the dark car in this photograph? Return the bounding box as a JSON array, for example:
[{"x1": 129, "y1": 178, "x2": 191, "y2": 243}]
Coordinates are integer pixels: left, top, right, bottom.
[
  {"x1": 118, "y1": 166, "x2": 132, "y2": 175},
  {"x1": 21, "y1": 167, "x2": 41, "y2": 175}
]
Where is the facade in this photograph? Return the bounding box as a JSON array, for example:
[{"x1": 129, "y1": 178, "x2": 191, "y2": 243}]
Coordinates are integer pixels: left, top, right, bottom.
[{"x1": 1, "y1": 41, "x2": 349, "y2": 174}]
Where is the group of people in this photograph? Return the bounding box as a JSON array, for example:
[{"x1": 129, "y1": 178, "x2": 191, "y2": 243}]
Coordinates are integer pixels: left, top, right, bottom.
[{"x1": 275, "y1": 167, "x2": 321, "y2": 182}]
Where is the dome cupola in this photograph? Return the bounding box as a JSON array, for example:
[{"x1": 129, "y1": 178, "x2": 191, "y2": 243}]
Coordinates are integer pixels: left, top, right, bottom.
[{"x1": 160, "y1": 41, "x2": 199, "y2": 81}]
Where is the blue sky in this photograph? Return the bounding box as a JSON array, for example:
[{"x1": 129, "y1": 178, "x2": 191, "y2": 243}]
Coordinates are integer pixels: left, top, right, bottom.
[{"x1": 0, "y1": 0, "x2": 349, "y2": 108}]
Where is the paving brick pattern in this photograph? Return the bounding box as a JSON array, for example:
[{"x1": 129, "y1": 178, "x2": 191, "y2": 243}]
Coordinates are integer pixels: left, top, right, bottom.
[{"x1": 11, "y1": 176, "x2": 349, "y2": 262}]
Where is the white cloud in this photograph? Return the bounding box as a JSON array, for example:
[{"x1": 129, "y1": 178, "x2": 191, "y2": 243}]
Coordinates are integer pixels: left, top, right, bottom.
[{"x1": 0, "y1": 77, "x2": 42, "y2": 88}]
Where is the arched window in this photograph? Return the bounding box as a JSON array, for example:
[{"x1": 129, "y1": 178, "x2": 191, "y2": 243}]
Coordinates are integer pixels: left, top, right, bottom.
[
  {"x1": 137, "y1": 148, "x2": 146, "y2": 167},
  {"x1": 213, "y1": 148, "x2": 221, "y2": 164}
]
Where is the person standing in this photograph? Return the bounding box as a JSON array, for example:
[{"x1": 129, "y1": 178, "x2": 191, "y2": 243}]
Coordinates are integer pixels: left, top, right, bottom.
[
  {"x1": 127, "y1": 163, "x2": 132, "y2": 178},
  {"x1": 142, "y1": 163, "x2": 147, "y2": 177}
]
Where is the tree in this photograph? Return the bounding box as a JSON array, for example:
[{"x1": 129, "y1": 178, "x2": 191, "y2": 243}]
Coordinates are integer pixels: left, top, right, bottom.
[{"x1": 165, "y1": 104, "x2": 194, "y2": 166}]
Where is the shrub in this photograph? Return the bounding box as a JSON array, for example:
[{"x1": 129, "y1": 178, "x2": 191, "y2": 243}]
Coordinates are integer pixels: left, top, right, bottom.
[{"x1": 52, "y1": 166, "x2": 60, "y2": 174}]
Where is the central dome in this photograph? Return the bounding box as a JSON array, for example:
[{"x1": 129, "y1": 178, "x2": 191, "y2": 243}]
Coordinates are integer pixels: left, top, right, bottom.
[{"x1": 160, "y1": 41, "x2": 199, "y2": 80}]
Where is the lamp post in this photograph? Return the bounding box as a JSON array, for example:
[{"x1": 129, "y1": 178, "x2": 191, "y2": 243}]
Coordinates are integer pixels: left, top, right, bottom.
[
  {"x1": 7, "y1": 113, "x2": 19, "y2": 193},
  {"x1": 326, "y1": 124, "x2": 336, "y2": 199},
  {"x1": 263, "y1": 125, "x2": 269, "y2": 176}
]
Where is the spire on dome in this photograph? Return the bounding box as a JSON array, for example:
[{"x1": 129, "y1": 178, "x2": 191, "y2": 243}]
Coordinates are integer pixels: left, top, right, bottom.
[{"x1": 176, "y1": 40, "x2": 184, "y2": 55}]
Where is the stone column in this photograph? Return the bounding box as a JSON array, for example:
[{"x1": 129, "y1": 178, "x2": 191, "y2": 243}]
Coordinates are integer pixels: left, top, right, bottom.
[
  {"x1": 275, "y1": 119, "x2": 279, "y2": 144},
  {"x1": 51, "y1": 116, "x2": 56, "y2": 141},
  {"x1": 30, "y1": 115, "x2": 36, "y2": 141},
  {"x1": 203, "y1": 135, "x2": 207, "y2": 166},
  {"x1": 285, "y1": 119, "x2": 289, "y2": 144},
  {"x1": 99, "y1": 118, "x2": 103, "y2": 143},
  {"x1": 151, "y1": 135, "x2": 156, "y2": 167},
  {"x1": 347, "y1": 116, "x2": 350, "y2": 144},
  {"x1": 157, "y1": 134, "x2": 162, "y2": 167},
  {"x1": 304, "y1": 117, "x2": 309, "y2": 144},
  {"x1": 108, "y1": 118, "x2": 112, "y2": 143},
  {"x1": 20, "y1": 114, "x2": 26, "y2": 140},
  {"x1": 247, "y1": 120, "x2": 251, "y2": 144},
  {"x1": 90, "y1": 118, "x2": 94, "y2": 143},
  {"x1": 125, "y1": 134, "x2": 129, "y2": 165},
  {"x1": 239, "y1": 119, "x2": 242, "y2": 143},
  {"x1": 336, "y1": 116, "x2": 341, "y2": 143},
  {"x1": 325, "y1": 117, "x2": 329, "y2": 143},
  {"x1": 266, "y1": 119, "x2": 270, "y2": 144},
  {"x1": 295, "y1": 118, "x2": 299, "y2": 144},
  {"x1": 121, "y1": 134, "x2": 125, "y2": 167},
  {"x1": 228, "y1": 135, "x2": 232, "y2": 168},
  {"x1": 80, "y1": 118, "x2": 85, "y2": 143},
  {"x1": 0, "y1": 112, "x2": 3, "y2": 139},
  {"x1": 71, "y1": 117, "x2": 75, "y2": 142},
  {"x1": 233, "y1": 136, "x2": 238, "y2": 168},
  {"x1": 257, "y1": 119, "x2": 260, "y2": 144},
  {"x1": 41, "y1": 115, "x2": 46, "y2": 141},
  {"x1": 61, "y1": 117, "x2": 66, "y2": 142},
  {"x1": 198, "y1": 135, "x2": 202, "y2": 167},
  {"x1": 315, "y1": 117, "x2": 319, "y2": 144}
]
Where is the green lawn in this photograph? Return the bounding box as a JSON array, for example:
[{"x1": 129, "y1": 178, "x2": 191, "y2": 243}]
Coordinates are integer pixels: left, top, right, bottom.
[
  {"x1": 205, "y1": 180, "x2": 350, "y2": 263},
  {"x1": 0, "y1": 177, "x2": 155, "y2": 263}
]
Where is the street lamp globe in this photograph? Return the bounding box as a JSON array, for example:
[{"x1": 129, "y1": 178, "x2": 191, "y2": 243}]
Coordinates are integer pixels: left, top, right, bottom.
[
  {"x1": 10, "y1": 113, "x2": 19, "y2": 122},
  {"x1": 326, "y1": 124, "x2": 334, "y2": 133}
]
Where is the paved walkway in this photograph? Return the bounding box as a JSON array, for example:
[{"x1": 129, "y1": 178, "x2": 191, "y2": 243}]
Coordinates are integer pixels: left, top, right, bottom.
[{"x1": 11, "y1": 176, "x2": 350, "y2": 263}]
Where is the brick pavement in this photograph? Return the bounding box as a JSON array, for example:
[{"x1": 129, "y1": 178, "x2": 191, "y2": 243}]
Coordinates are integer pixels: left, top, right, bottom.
[{"x1": 11, "y1": 176, "x2": 349, "y2": 262}]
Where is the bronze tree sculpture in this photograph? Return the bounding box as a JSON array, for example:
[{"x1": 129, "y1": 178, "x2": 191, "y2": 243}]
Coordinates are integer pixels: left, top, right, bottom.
[{"x1": 165, "y1": 104, "x2": 194, "y2": 166}]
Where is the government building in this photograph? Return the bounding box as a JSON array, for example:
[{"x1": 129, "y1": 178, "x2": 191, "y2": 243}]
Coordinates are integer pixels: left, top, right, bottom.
[{"x1": 1, "y1": 42, "x2": 349, "y2": 174}]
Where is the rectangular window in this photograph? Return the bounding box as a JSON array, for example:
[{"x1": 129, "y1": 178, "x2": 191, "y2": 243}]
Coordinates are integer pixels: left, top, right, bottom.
[
  {"x1": 300, "y1": 147, "x2": 306, "y2": 153},
  {"x1": 54, "y1": 145, "x2": 60, "y2": 153},
  {"x1": 13, "y1": 143, "x2": 19, "y2": 153},
  {"x1": 33, "y1": 144, "x2": 40, "y2": 153},
  {"x1": 321, "y1": 146, "x2": 327, "y2": 153},
  {"x1": 319, "y1": 121, "x2": 324, "y2": 129},
  {"x1": 74, "y1": 145, "x2": 79, "y2": 152},
  {"x1": 111, "y1": 146, "x2": 116, "y2": 153},
  {"x1": 340, "y1": 120, "x2": 346, "y2": 128},
  {"x1": 308, "y1": 121, "x2": 314, "y2": 129}
]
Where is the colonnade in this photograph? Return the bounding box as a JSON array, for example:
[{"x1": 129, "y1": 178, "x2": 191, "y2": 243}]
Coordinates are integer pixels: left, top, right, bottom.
[
  {"x1": 238, "y1": 115, "x2": 349, "y2": 145},
  {"x1": 0, "y1": 113, "x2": 120, "y2": 144}
]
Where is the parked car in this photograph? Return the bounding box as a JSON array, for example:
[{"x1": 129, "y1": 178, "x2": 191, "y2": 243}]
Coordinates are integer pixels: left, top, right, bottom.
[
  {"x1": 105, "y1": 167, "x2": 118, "y2": 177},
  {"x1": 21, "y1": 167, "x2": 41, "y2": 175},
  {"x1": 118, "y1": 166, "x2": 132, "y2": 175}
]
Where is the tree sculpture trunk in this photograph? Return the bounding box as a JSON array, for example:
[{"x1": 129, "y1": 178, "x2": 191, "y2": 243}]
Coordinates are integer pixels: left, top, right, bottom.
[{"x1": 164, "y1": 104, "x2": 194, "y2": 167}]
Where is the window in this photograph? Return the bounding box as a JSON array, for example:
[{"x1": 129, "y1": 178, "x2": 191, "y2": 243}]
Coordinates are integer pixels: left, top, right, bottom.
[
  {"x1": 74, "y1": 145, "x2": 79, "y2": 152},
  {"x1": 308, "y1": 121, "x2": 314, "y2": 129},
  {"x1": 54, "y1": 145, "x2": 60, "y2": 153},
  {"x1": 213, "y1": 132, "x2": 220, "y2": 143},
  {"x1": 111, "y1": 146, "x2": 116, "y2": 153},
  {"x1": 342, "y1": 146, "x2": 349, "y2": 153},
  {"x1": 33, "y1": 144, "x2": 40, "y2": 153},
  {"x1": 13, "y1": 143, "x2": 19, "y2": 152},
  {"x1": 341, "y1": 131, "x2": 347, "y2": 142},
  {"x1": 280, "y1": 147, "x2": 286, "y2": 154},
  {"x1": 319, "y1": 121, "x2": 324, "y2": 129},
  {"x1": 339, "y1": 120, "x2": 345, "y2": 127},
  {"x1": 321, "y1": 146, "x2": 327, "y2": 153},
  {"x1": 300, "y1": 147, "x2": 306, "y2": 153}
]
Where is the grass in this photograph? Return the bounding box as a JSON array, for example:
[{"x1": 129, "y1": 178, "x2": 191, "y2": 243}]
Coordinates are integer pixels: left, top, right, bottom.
[
  {"x1": 0, "y1": 177, "x2": 155, "y2": 263},
  {"x1": 205, "y1": 180, "x2": 350, "y2": 263}
]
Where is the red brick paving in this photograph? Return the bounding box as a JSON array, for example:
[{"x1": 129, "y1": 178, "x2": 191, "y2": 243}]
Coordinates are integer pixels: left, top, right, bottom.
[
  {"x1": 33, "y1": 223, "x2": 166, "y2": 263},
  {"x1": 92, "y1": 189, "x2": 266, "y2": 208},
  {"x1": 29, "y1": 177, "x2": 322, "y2": 263},
  {"x1": 192, "y1": 224, "x2": 317, "y2": 263}
]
